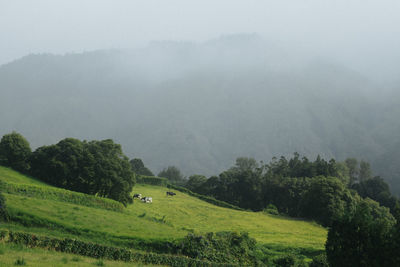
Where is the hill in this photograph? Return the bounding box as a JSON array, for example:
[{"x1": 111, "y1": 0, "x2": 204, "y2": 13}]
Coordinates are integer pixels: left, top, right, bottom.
[
  {"x1": 1, "y1": 35, "x2": 400, "y2": 197},
  {"x1": 0, "y1": 166, "x2": 326, "y2": 265}
]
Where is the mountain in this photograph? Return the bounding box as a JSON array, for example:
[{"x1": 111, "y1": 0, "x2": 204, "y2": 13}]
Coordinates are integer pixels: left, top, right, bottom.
[{"x1": 0, "y1": 34, "x2": 399, "y2": 195}]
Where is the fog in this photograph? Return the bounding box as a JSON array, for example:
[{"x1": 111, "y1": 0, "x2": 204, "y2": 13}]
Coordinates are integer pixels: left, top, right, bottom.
[
  {"x1": 1, "y1": 0, "x2": 400, "y2": 82},
  {"x1": 1, "y1": 1, "x2": 400, "y2": 195}
]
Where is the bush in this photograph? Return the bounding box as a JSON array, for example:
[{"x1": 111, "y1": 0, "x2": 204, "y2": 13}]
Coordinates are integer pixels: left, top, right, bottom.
[
  {"x1": 309, "y1": 253, "x2": 329, "y2": 267},
  {"x1": 177, "y1": 232, "x2": 257, "y2": 265},
  {"x1": 264, "y1": 204, "x2": 279, "y2": 215},
  {"x1": 4, "y1": 231, "x2": 236, "y2": 266},
  {"x1": 14, "y1": 257, "x2": 26, "y2": 265},
  {"x1": 0, "y1": 132, "x2": 31, "y2": 173},
  {"x1": 0, "y1": 191, "x2": 9, "y2": 221},
  {"x1": 272, "y1": 254, "x2": 307, "y2": 267}
]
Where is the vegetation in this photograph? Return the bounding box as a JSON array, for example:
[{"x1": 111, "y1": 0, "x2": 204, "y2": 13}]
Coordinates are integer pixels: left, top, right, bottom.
[
  {"x1": 0, "y1": 178, "x2": 124, "y2": 212},
  {"x1": 0, "y1": 191, "x2": 9, "y2": 221},
  {"x1": 0, "y1": 167, "x2": 326, "y2": 256},
  {"x1": 326, "y1": 198, "x2": 398, "y2": 266},
  {"x1": 130, "y1": 158, "x2": 154, "y2": 176},
  {"x1": 0, "y1": 132, "x2": 31, "y2": 173},
  {"x1": 0, "y1": 243, "x2": 160, "y2": 267},
  {"x1": 185, "y1": 154, "x2": 400, "y2": 228},
  {"x1": 158, "y1": 166, "x2": 184, "y2": 184},
  {"x1": 28, "y1": 138, "x2": 135, "y2": 205}
]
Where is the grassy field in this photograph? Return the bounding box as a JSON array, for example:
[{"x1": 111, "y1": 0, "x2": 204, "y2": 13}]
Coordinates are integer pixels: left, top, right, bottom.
[
  {"x1": 0, "y1": 243, "x2": 160, "y2": 267},
  {"x1": 0, "y1": 166, "x2": 327, "y2": 263}
]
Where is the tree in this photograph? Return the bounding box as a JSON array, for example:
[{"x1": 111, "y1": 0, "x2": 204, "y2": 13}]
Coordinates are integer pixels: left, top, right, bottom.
[
  {"x1": 345, "y1": 158, "x2": 359, "y2": 185},
  {"x1": 299, "y1": 176, "x2": 355, "y2": 226},
  {"x1": 29, "y1": 138, "x2": 135, "y2": 205},
  {"x1": 130, "y1": 158, "x2": 154, "y2": 176},
  {"x1": 352, "y1": 176, "x2": 400, "y2": 215},
  {"x1": 0, "y1": 132, "x2": 31, "y2": 172},
  {"x1": 158, "y1": 166, "x2": 184, "y2": 183},
  {"x1": 359, "y1": 160, "x2": 372, "y2": 182},
  {"x1": 326, "y1": 198, "x2": 396, "y2": 267},
  {"x1": 186, "y1": 174, "x2": 207, "y2": 192}
]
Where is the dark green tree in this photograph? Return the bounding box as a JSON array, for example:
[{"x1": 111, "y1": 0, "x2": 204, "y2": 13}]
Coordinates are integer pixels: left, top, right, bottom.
[
  {"x1": 359, "y1": 160, "x2": 372, "y2": 182},
  {"x1": 345, "y1": 158, "x2": 359, "y2": 185},
  {"x1": 29, "y1": 138, "x2": 135, "y2": 205},
  {"x1": 300, "y1": 176, "x2": 355, "y2": 226},
  {"x1": 0, "y1": 132, "x2": 31, "y2": 172},
  {"x1": 130, "y1": 158, "x2": 154, "y2": 176},
  {"x1": 186, "y1": 174, "x2": 207, "y2": 192},
  {"x1": 326, "y1": 198, "x2": 396, "y2": 267},
  {"x1": 352, "y1": 176, "x2": 400, "y2": 215},
  {"x1": 158, "y1": 166, "x2": 184, "y2": 183}
]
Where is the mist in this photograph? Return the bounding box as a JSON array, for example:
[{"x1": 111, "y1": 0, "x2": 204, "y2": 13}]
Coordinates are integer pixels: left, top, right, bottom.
[
  {"x1": 1, "y1": 0, "x2": 400, "y2": 82},
  {"x1": 1, "y1": 1, "x2": 400, "y2": 195}
]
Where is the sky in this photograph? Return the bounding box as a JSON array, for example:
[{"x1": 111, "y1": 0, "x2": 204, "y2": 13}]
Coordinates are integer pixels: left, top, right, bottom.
[{"x1": 1, "y1": 0, "x2": 400, "y2": 81}]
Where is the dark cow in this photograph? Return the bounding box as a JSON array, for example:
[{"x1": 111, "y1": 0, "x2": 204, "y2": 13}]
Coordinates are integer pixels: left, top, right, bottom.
[
  {"x1": 166, "y1": 191, "x2": 176, "y2": 196},
  {"x1": 133, "y1": 193, "x2": 142, "y2": 199}
]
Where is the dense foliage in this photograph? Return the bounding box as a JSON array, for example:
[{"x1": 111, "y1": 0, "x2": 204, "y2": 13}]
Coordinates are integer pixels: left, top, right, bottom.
[
  {"x1": 0, "y1": 132, "x2": 31, "y2": 172},
  {"x1": 1, "y1": 230, "x2": 232, "y2": 267},
  {"x1": 0, "y1": 191, "x2": 9, "y2": 221},
  {"x1": 326, "y1": 198, "x2": 397, "y2": 267},
  {"x1": 177, "y1": 232, "x2": 257, "y2": 265},
  {"x1": 158, "y1": 166, "x2": 184, "y2": 184},
  {"x1": 187, "y1": 155, "x2": 354, "y2": 225},
  {"x1": 130, "y1": 158, "x2": 154, "y2": 176},
  {"x1": 186, "y1": 154, "x2": 400, "y2": 228},
  {"x1": 29, "y1": 138, "x2": 135, "y2": 205}
]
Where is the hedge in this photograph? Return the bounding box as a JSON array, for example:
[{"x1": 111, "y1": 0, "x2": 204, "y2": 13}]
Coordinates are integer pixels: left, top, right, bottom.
[
  {"x1": 0, "y1": 230, "x2": 238, "y2": 267},
  {"x1": 166, "y1": 184, "x2": 243, "y2": 211},
  {"x1": 0, "y1": 180, "x2": 124, "y2": 212},
  {"x1": 136, "y1": 176, "x2": 169, "y2": 186}
]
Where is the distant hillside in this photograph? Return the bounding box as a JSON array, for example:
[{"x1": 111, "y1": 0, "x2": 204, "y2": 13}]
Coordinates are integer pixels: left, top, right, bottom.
[{"x1": 0, "y1": 34, "x2": 399, "y2": 195}]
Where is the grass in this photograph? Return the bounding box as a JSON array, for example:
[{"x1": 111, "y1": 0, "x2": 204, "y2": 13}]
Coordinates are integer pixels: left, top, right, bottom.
[
  {"x1": 0, "y1": 243, "x2": 160, "y2": 267},
  {"x1": 0, "y1": 165, "x2": 327, "y2": 260}
]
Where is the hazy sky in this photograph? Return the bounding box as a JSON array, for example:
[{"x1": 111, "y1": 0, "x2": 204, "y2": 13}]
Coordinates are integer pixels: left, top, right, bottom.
[{"x1": 1, "y1": 0, "x2": 400, "y2": 81}]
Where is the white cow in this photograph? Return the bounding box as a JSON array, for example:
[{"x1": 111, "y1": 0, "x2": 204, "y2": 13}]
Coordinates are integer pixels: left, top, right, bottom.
[{"x1": 141, "y1": 197, "x2": 152, "y2": 203}]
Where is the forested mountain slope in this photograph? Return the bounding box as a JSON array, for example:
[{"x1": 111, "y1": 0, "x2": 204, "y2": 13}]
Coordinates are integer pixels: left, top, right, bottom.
[{"x1": 1, "y1": 34, "x2": 399, "y2": 195}]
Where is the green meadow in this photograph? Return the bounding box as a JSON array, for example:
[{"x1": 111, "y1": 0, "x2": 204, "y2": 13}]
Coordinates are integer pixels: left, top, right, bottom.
[
  {"x1": 0, "y1": 243, "x2": 160, "y2": 267},
  {"x1": 0, "y1": 166, "x2": 327, "y2": 264}
]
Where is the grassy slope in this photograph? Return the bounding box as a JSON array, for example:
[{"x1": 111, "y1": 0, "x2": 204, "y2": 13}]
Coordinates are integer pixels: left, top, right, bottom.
[
  {"x1": 0, "y1": 166, "x2": 327, "y2": 251},
  {"x1": 0, "y1": 243, "x2": 159, "y2": 267}
]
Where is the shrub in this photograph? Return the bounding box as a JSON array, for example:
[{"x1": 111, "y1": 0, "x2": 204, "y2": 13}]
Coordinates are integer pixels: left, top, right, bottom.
[
  {"x1": 0, "y1": 132, "x2": 31, "y2": 173},
  {"x1": 14, "y1": 257, "x2": 26, "y2": 265},
  {"x1": 272, "y1": 254, "x2": 307, "y2": 267},
  {"x1": 4, "y1": 230, "x2": 236, "y2": 266},
  {"x1": 309, "y1": 253, "x2": 329, "y2": 267},
  {"x1": 0, "y1": 191, "x2": 9, "y2": 221},
  {"x1": 264, "y1": 204, "x2": 279, "y2": 215}
]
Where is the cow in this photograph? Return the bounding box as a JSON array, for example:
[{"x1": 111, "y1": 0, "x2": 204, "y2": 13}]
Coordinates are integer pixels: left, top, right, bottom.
[
  {"x1": 166, "y1": 191, "x2": 176, "y2": 196},
  {"x1": 133, "y1": 193, "x2": 142, "y2": 199},
  {"x1": 141, "y1": 197, "x2": 152, "y2": 203}
]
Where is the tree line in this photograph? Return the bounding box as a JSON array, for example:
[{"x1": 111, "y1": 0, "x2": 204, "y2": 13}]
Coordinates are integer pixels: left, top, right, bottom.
[{"x1": 0, "y1": 132, "x2": 135, "y2": 205}]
